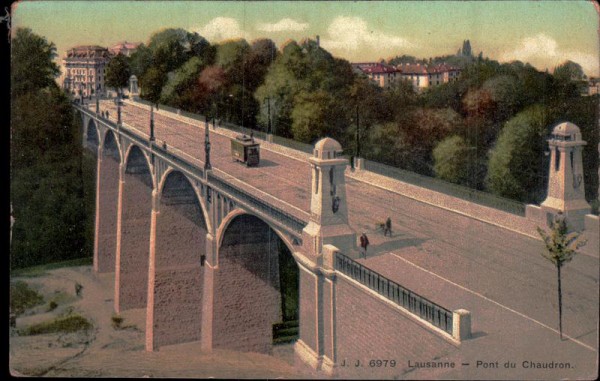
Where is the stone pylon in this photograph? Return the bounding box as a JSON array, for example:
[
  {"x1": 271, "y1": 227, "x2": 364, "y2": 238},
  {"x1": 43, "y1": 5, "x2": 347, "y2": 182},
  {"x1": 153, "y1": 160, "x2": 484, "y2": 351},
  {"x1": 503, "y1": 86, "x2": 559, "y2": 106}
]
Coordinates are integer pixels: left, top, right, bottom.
[
  {"x1": 540, "y1": 122, "x2": 590, "y2": 231},
  {"x1": 302, "y1": 138, "x2": 357, "y2": 259}
]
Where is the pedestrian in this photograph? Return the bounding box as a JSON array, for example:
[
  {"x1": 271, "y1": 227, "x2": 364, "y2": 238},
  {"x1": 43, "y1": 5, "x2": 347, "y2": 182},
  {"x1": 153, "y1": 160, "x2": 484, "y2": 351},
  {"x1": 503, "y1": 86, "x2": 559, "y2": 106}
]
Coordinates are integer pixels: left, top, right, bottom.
[
  {"x1": 384, "y1": 217, "x2": 392, "y2": 237},
  {"x1": 106, "y1": 111, "x2": 110, "y2": 120},
  {"x1": 360, "y1": 232, "x2": 369, "y2": 258}
]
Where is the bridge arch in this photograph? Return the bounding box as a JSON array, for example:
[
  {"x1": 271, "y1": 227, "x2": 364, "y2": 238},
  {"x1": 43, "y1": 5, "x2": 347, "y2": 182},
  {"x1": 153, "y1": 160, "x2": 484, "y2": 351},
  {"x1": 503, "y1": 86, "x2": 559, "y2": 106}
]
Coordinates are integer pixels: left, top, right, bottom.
[
  {"x1": 116, "y1": 143, "x2": 154, "y2": 312},
  {"x1": 149, "y1": 169, "x2": 209, "y2": 348},
  {"x1": 124, "y1": 144, "x2": 155, "y2": 189},
  {"x1": 213, "y1": 211, "x2": 300, "y2": 354},
  {"x1": 86, "y1": 118, "x2": 99, "y2": 151},
  {"x1": 102, "y1": 129, "x2": 121, "y2": 162},
  {"x1": 157, "y1": 167, "x2": 213, "y2": 234},
  {"x1": 216, "y1": 209, "x2": 295, "y2": 255}
]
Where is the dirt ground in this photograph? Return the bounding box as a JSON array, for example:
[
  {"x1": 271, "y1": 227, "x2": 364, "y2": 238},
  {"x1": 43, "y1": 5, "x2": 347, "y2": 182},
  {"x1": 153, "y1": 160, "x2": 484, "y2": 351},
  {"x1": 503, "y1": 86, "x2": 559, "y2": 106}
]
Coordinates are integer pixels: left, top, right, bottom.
[{"x1": 9, "y1": 266, "x2": 320, "y2": 378}]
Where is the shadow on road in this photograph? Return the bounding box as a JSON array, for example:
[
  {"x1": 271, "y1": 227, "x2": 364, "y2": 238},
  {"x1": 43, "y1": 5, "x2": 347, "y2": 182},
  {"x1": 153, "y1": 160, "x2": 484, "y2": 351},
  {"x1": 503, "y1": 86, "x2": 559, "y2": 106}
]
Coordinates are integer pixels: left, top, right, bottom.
[{"x1": 367, "y1": 237, "x2": 428, "y2": 258}]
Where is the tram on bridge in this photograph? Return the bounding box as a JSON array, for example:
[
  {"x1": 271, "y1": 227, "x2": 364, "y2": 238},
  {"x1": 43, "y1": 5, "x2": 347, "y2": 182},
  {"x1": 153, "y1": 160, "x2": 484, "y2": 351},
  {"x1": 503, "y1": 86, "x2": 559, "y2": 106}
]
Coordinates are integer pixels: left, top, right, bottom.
[{"x1": 231, "y1": 134, "x2": 260, "y2": 166}]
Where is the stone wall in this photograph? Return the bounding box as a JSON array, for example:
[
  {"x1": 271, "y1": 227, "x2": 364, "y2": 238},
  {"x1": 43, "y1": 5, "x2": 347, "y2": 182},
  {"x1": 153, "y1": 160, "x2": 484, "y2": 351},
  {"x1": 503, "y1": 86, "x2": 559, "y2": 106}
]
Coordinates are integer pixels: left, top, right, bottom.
[
  {"x1": 333, "y1": 274, "x2": 456, "y2": 377},
  {"x1": 151, "y1": 201, "x2": 207, "y2": 347},
  {"x1": 96, "y1": 155, "x2": 119, "y2": 273},
  {"x1": 212, "y1": 215, "x2": 282, "y2": 354},
  {"x1": 298, "y1": 266, "x2": 317, "y2": 353},
  {"x1": 118, "y1": 172, "x2": 152, "y2": 311}
]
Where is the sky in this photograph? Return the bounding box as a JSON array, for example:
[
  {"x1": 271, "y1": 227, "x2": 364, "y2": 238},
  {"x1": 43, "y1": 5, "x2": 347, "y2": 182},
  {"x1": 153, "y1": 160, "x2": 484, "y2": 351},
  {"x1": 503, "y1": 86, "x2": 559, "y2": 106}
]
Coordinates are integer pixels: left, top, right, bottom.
[{"x1": 11, "y1": 0, "x2": 600, "y2": 76}]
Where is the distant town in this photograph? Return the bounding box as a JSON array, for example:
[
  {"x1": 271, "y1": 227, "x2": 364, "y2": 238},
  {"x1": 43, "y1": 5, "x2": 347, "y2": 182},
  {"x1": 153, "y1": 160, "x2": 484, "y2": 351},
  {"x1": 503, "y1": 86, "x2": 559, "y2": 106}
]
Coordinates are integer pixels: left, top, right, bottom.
[{"x1": 61, "y1": 39, "x2": 599, "y2": 100}]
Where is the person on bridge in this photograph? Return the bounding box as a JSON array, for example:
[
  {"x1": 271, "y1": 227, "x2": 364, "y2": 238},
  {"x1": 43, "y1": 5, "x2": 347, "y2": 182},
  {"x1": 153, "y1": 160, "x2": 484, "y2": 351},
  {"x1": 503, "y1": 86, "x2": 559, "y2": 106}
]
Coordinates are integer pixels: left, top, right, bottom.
[
  {"x1": 384, "y1": 217, "x2": 392, "y2": 237},
  {"x1": 360, "y1": 233, "x2": 369, "y2": 258}
]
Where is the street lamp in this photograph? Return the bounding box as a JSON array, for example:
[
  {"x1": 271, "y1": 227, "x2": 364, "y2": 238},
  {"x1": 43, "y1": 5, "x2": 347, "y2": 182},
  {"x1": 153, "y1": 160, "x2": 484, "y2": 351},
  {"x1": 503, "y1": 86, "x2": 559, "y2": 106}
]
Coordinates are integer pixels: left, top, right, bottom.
[
  {"x1": 150, "y1": 104, "x2": 155, "y2": 142},
  {"x1": 355, "y1": 103, "x2": 360, "y2": 158},
  {"x1": 227, "y1": 93, "x2": 234, "y2": 123},
  {"x1": 204, "y1": 116, "x2": 211, "y2": 170},
  {"x1": 265, "y1": 96, "x2": 272, "y2": 134},
  {"x1": 117, "y1": 94, "x2": 122, "y2": 125}
]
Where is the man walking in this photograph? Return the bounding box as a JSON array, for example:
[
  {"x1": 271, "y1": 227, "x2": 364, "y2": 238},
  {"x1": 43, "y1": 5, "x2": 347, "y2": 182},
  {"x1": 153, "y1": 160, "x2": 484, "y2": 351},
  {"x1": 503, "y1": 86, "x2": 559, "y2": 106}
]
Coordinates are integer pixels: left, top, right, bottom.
[
  {"x1": 384, "y1": 217, "x2": 392, "y2": 237},
  {"x1": 360, "y1": 232, "x2": 369, "y2": 258}
]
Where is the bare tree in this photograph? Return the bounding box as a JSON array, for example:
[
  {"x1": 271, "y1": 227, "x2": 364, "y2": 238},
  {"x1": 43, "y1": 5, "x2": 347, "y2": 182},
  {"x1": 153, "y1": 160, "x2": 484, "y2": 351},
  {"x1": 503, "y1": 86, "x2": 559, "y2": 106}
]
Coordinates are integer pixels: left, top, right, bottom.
[{"x1": 537, "y1": 213, "x2": 587, "y2": 339}]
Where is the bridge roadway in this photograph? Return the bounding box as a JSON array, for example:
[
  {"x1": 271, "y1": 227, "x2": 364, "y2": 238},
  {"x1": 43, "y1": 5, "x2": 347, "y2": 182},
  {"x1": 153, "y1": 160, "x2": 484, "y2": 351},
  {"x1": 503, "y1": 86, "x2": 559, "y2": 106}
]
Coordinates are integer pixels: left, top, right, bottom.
[{"x1": 97, "y1": 100, "x2": 598, "y2": 377}]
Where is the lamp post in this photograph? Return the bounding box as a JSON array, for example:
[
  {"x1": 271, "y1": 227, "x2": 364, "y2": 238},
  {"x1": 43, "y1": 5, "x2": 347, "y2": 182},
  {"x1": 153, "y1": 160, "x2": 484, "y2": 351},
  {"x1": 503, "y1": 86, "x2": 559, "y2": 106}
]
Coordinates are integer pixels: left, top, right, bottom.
[
  {"x1": 227, "y1": 93, "x2": 234, "y2": 123},
  {"x1": 204, "y1": 116, "x2": 211, "y2": 170},
  {"x1": 266, "y1": 96, "x2": 272, "y2": 134},
  {"x1": 150, "y1": 104, "x2": 155, "y2": 142},
  {"x1": 355, "y1": 103, "x2": 360, "y2": 158},
  {"x1": 117, "y1": 94, "x2": 122, "y2": 125},
  {"x1": 96, "y1": 92, "x2": 100, "y2": 114}
]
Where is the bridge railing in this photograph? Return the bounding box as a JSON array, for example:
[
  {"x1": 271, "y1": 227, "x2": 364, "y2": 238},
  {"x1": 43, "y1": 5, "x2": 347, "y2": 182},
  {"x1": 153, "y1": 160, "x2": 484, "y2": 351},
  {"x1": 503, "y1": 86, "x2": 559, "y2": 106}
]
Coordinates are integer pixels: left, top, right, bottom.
[
  {"x1": 334, "y1": 252, "x2": 453, "y2": 334},
  {"x1": 362, "y1": 159, "x2": 526, "y2": 216}
]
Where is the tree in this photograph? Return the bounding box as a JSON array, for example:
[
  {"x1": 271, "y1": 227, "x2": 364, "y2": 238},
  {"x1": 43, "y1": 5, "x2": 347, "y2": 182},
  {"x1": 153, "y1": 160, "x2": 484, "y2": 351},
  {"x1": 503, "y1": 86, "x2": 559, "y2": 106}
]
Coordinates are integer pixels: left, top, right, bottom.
[
  {"x1": 147, "y1": 28, "x2": 207, "y2": 73},
  {"x1": 553, "y1": 60, "x2": 586, "y2": 82},
  {"x1": 537, "y1": 213, "x2": 586, "y2": 339},
  {"x1": 11, "y1": 29, "x2": 94, "y2": 269},
  {"x1": 160, "y1": 56, "x2": 206, "y2": 109},
  {"x1": 105, "y1": 53, "x2": 131, "y2": 96},
  {"x1": 433, "y1": 135, "x2": 471, "y2": 184},
  {"x1": 129, "y1": 43, "x2": 153, "y2": 78},
  {"x1": 139, "y1": 66, "x2": 167, "y2": 104},
  {"x1": 486, "y1": 105, "x2": 550, "y2": 202},
  {"x1": 291, "y1": 89, "x2": 346, "y2": 143},
  {"x1": 462, "y1": 40, "x2": 472, "y2": 57},
  {"x1": 11, "y1": 28, "x2": 60, "y2": 97}
]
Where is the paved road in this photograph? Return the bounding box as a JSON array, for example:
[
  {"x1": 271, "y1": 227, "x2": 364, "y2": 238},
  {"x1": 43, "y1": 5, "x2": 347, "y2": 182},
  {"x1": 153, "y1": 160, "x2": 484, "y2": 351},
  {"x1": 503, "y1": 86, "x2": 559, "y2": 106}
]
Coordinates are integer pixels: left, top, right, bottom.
[{"x1": 94, "y1": 100, "x2": 598, "y2": 377}]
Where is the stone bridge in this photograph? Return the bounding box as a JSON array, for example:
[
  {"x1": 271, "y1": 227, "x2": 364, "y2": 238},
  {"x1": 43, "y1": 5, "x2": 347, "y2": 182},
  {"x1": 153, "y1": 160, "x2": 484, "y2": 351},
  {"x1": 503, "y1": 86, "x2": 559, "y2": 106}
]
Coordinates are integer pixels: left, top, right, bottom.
[{"x1": 76, "y1": 98, "x2": 598, "y2": 376}]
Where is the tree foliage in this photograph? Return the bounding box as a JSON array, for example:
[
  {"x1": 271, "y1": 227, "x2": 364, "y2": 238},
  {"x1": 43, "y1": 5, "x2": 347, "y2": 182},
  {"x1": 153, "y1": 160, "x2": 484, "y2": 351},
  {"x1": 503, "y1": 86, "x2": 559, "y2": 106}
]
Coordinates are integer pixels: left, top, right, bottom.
[
  {"x1": 433, "y1": 135, "x2": 471, "y2": 184},
  {"x1": 486, "y1": 105, "x2": 551, "y2": 202},
  {"x1": 11, "y1": 28, "x2": 60, "y2": 97},
  {"x1": 105, "y1": 53, "x2": 131, "y2": 94},
  {"x1": 537, "y1": 213, "x2": 586, "y2": 339},
  {"x1": 120, "y1": 27, "x2": 598, "y2": 206},
  {"x1": 11, "y1": 30, "x2": 94, "y2": 269}
]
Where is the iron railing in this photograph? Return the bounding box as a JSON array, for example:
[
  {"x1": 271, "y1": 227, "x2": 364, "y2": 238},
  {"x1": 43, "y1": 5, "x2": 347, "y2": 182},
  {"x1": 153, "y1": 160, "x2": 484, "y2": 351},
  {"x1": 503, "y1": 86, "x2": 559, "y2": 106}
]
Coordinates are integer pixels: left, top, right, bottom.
[
  {"x1": 363, "y1": 159, "x2": 526, "y2": 216},
  {"x1": 335, "y1": 252, "x2": 453, "y2": 334},
  {"x1": 207, "y1": 173, "x2": 306, "y2": 236},
  {"x1": 79, "y1": 104, "x2": 306, "y2": 240}
]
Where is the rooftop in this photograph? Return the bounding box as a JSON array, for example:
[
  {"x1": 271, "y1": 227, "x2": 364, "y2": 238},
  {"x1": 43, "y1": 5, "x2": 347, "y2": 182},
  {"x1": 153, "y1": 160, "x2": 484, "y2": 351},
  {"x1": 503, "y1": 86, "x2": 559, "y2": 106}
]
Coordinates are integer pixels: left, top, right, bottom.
[
  {"x1": 397, "y1": 62, "x2": 461, "y2": 75},
  {"x1": 353, "y1": 63, "x2": 399, "y2": 74},
  {"x1": 66, "y1": 45, "x2": 112, "y2": 59}
]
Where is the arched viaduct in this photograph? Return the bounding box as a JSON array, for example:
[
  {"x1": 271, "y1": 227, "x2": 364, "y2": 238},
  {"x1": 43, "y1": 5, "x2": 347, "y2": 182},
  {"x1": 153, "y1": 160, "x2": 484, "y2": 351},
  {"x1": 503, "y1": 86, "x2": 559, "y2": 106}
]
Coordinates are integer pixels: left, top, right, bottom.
[{"x1": 78, "y1": 102, "x2": 475, "y2": 374}]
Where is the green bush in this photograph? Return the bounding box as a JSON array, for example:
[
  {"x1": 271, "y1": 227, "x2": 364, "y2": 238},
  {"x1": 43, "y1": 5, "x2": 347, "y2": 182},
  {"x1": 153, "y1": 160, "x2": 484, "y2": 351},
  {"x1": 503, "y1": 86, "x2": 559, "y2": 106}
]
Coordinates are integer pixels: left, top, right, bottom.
[
  {"x1": 20, "y1": 314, "x2": 92, "y2": 335},
  {"x1": 10, "y1": 281, "x2": 44, "y2": 315},
  {"x1": 47, "y1": 301, "x2": 58, "y2": 311}
]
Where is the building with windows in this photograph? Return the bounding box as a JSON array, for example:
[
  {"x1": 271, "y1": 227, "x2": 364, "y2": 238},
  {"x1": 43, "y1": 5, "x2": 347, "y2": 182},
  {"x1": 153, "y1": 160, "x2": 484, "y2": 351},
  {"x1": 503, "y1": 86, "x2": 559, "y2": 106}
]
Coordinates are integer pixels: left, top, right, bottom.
[
  {"x1": 397, "y1": 63, "x2": 461, "y2": 91},
  {"x1": 109, "y1": 41, "x2": 141, "y2": 57},
  {"x1": 62, "y1": 45, "x2": 112, "y2": 98},
  {"x1": 352, "y1": 62, "x2": 400, "y2": 88}
]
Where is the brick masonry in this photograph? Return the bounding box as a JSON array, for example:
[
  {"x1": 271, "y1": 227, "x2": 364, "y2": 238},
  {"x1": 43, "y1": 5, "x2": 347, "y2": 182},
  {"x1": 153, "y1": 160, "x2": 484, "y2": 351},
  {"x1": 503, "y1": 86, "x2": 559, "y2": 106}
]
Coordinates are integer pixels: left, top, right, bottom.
[
  {"x1": 118, "y1": 171, "x2": 152, "y2": 311},
  {"x1": 298, "y1": 266, "x2": 317, "y2": 353},
  {"x1": 333, "y1": 274, "x2": 456, "y2": 377},
  {"x1": 96, "y1": 154, "x2": 120, "y2": 273},
  {"x1": 212, "y1": 215, "x2": 282, "y2": 354},
  {"x1": 151, "y1": 200, "x2": 207, "y2": 347}
]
